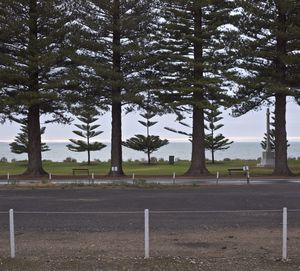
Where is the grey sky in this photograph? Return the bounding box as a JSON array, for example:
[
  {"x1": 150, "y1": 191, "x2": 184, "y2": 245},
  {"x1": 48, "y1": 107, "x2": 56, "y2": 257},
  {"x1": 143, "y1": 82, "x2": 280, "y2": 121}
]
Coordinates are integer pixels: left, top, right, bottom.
[{"x1": 0, "y1": 101, "x2": 299, "y2": 143}]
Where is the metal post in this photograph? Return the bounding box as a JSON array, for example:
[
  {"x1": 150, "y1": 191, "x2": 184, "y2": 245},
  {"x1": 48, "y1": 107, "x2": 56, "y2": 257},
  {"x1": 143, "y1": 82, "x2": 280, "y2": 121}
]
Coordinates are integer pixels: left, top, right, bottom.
[
  {"x1": 9, "y1": 209, "x2": 15, "y2": 258},
  {"x1": 282, "y1": 207, "x2": 288, "y2": 261},
  {"x1": 144, "y1": 209, "x2": 149, "y2": 259},
  {"x1": 132, "y1": 173, "x2": 135, "y2": 184},
  {"x1": 173, "y1": 172, "x2": 176, "y2": 185}
]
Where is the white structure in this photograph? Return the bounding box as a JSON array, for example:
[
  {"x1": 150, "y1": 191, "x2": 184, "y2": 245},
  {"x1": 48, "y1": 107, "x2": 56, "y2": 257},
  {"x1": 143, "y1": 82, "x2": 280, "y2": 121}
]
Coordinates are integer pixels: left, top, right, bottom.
[{"x1": 259, "y1": 108, "x2": 275, "y2": 167}]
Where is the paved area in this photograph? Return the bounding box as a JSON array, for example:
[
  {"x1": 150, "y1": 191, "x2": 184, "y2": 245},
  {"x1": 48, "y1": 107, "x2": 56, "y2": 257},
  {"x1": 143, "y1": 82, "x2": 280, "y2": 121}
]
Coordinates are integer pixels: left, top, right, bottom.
[{"x1": 0, "y1": 184, "x2": 299, "y2": 232}]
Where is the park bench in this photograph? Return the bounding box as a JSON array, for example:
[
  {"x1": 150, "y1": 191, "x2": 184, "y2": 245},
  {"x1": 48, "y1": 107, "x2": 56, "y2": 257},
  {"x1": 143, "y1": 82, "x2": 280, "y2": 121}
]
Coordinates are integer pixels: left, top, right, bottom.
[
  {"x1": 227, "y1": 166, "x2": 249, "y2": 176},
  {"x1": 72, "y1": 168, "x2": 89, "y2": 176}
]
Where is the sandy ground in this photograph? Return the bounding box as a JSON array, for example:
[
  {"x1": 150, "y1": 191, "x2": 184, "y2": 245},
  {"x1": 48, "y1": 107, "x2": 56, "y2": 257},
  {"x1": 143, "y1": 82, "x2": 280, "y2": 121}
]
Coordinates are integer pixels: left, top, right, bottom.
[{"x1": 0, "y1": 228, "x2": 300, "y2": 270}]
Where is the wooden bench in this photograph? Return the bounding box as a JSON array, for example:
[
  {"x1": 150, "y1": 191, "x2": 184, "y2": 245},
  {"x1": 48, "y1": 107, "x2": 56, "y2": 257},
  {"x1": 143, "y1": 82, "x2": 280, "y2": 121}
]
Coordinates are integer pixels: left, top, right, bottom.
[
  {"x1": 72, "y1": 168, "x2": 89, "y2": 176},
  {"x1": 228, "y1": 166, "x2": 249, "y2": 175}
]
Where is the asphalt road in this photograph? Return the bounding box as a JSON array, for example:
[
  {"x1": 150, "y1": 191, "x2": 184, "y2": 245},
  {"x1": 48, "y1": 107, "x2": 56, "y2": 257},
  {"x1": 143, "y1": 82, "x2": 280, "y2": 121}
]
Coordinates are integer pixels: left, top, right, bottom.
[{"x1": 0, "y1": 184, "x2": 299, "y2": 232}]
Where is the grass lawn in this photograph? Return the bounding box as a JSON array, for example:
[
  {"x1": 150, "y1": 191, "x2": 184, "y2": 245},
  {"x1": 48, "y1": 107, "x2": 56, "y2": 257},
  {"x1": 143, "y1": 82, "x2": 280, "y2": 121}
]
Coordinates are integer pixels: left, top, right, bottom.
[{"x1": 0, "y1": 159, "x2": 299, "y2": 176}]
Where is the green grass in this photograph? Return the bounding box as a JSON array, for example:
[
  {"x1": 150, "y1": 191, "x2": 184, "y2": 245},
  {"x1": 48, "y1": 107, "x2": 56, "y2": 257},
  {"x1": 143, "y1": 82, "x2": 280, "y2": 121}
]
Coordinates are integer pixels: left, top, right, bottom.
[{"x1": 0, "y1": 159, "x2": 299, "y2": 176}]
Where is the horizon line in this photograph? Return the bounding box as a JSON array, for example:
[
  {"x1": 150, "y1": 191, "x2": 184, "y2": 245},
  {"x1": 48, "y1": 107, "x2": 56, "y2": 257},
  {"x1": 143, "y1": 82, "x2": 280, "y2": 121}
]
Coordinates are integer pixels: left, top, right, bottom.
[{"x1": 1, "y1": 137, "x2": 300, "y2": 143}]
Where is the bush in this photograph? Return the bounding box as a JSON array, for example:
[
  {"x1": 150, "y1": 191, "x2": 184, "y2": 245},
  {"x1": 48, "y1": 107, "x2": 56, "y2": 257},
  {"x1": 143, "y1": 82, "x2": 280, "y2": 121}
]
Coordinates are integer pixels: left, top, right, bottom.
[
  {"x1": 223, "y1": 158, "x2": 231, "y2": 161},
  {"x1": 93, "y1": 159, "x2": 101, "y2": 163},
  {"x1": 150, "y1": 157, "x2": 158, "y2": 163},
  {"x1": 64, "y1": 157, "x2": 77, "y2": 163},
  {"x1": 158, "y1": 157, "x2": 165, "y2": 162},
  {"x1": 0, "y1": 157, "x2": 8, "y2": 162},
  {"x1": 11, "y1": 158, "x2": 16, "y2": 163}
]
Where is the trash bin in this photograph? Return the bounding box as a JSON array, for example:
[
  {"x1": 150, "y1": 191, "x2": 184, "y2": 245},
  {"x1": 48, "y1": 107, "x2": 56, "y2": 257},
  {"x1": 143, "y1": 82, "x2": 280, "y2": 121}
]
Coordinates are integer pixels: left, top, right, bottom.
[{"x1": 169, "y1": 155, "x2": 175, "y2": 165}]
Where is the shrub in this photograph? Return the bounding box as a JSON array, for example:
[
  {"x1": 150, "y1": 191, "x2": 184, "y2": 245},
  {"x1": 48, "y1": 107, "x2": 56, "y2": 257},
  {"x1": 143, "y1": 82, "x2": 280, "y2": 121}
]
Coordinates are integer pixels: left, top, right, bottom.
[
  {"x1": 11, "y1": 158, "x2": 16, "y2": 163},
  {"x1": 150, "y1": 157, "x2": 158, "y2": 163},
  {"x1": 93, "y1": 159, "x2": 101, "y2": 163},
  {"x1": 223, "y1": 158, "x2": 231, "y2": 161},
  {"x1": 64, "y1": 157, "x2": 77, "y2": 163},
  {"x1": 0, "y1": 157, "x2": 8, "y2": 162}
]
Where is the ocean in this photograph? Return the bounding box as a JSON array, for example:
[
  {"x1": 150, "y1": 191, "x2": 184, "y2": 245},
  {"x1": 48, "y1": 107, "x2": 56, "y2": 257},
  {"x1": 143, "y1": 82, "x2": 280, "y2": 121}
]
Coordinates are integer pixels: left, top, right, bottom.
[{"x1": 0, "y1": 142, "x2": 300, "y2": 162}]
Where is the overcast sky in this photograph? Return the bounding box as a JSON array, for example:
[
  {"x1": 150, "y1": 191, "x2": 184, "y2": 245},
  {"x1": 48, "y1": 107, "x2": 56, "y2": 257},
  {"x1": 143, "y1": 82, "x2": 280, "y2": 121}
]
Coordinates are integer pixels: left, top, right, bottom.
[{"x1": 0, "y1": 99, "x2": 299, "y2": 143}]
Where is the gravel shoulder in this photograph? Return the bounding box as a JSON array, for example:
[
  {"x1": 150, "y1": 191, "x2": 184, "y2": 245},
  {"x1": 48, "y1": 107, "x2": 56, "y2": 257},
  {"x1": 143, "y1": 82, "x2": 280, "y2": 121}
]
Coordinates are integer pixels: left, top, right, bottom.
[
  {"x1": 0, "y1": 228, "x2": 300, "y2": 270},
  {"x1": 0, "y1": 185, "x2": 300, "y2": 270}
]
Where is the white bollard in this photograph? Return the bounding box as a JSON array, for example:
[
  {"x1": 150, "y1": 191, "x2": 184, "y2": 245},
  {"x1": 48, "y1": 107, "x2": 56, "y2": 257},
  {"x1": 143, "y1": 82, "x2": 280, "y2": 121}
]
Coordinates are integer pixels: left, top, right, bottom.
[
  {"x1": 48, "y1": 173, "x2": 52, "y2": 180},
  {"x1": 282, "y1": 207, "x2": 288, "y2": 261},
  {"x1": 132, "y1": 173, "x2": 135, "y2": 184},
  {"x1": 9, "y1": 209, "x2": 15, "y2": 258},
  {"x1": 144, "y1": 209, "x2": 149, "y2": 259},
  {"x1": 92, "y1": 172, "x2": 95, "y2": 180},
  {"x1": 216, "y1": 172, "x2": 219, "y2": 184},
  {"x1": 246, "y1": 171, "x2": 250, "y2": 184},
  {"x1": 173, "y1": 172, "x2": 176, "y2": 184},
  {"x1": 7, "y1": 172, "x2": 10, "y2": 180}
]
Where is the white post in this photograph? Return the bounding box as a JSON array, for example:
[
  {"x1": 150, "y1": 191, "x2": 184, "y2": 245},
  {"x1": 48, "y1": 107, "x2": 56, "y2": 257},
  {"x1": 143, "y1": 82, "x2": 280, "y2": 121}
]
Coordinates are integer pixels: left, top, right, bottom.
[
  {"x1": 173, "y1": 172, "x2": 176, "y2": 184},
  {"x1": 144, "y1": 209, "x2": 149, "y2": 259},
  {"x1": 246, "y1": 171, "x2": 250, "y2": 184},
  {"x1": 216, "y1": 172, "x2": 219, "y2": 184},
  {"x1": 132, "y1": 173, "x2": 135, "y2": 184},
  {"x1": 92, "y1": 172, "x2": 94, "y2": 180},
  {"x1": 48, "y1": 173, "x2": 52, "y2": 180},
  {"x1": 282, "y1": 207, "x2": 288, "y2": 261},
  {"x1": 9, "y1": 209, "x2": 15, "y2": 258},
  {"x1": 7, "y1": 172, "x2": 10, "y2": 180}
]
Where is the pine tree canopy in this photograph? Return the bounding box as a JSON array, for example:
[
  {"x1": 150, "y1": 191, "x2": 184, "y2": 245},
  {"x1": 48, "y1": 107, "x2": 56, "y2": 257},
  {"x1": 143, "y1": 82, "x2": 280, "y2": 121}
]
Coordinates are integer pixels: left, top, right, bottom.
[
  {"x1": 232, "y1": 0, "x2": 300, "y2": 114},
  {"x1": 70, "y1": 0, "x2": 160, "y2": 109},
  {"x1": 0, "y1": 0, "x2": 75, "y2": 121},
  {"x1": 123, "y1": 135, "x2": 168, "y2": 155}
]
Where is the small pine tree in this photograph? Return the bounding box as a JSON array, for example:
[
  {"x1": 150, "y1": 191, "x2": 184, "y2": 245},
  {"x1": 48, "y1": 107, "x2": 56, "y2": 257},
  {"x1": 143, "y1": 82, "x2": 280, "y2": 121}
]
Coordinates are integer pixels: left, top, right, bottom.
[
  {"x1": 165, "y1": 107, "x2": 233, "y2": 163},
  {"x1": 10, "y1": 121, "x2": 50, "y2": 158},
  {"x1": 67, "y1": 110, "x2": 106, "y2": 165},
  {"x1": 204, "y1": 108, "x2": 233, "y2": 164},
  {"x1": 123, "y1": 112, "x2": 169, "y2": 164}
]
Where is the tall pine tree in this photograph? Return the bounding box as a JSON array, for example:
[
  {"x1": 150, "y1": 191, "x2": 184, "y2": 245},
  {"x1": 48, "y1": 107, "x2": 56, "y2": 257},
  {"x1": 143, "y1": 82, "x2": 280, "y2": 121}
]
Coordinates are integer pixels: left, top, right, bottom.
[
  {"x1": 232, "y1": 0, "x2": 300, "y2": 176},
  {"x1": 156, "y1": 0, "x2": 236, "y2": 176},
  {"x1": 0, "y1": 0, "x2": 75, "y2": 176},
  {"x1": 72, "y1": 0, "x2": 160, "y2": 176}
]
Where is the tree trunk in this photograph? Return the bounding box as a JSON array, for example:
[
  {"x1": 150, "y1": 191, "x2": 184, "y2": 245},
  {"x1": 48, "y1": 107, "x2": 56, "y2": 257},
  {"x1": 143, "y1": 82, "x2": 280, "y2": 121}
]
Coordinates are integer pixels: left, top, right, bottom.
[
  {"x1": 272, "y1": 3, "x2": 292, "y2": 176},
  {"x1": 87, "y1": 149, "x2": 90, "y2": 165},
  {"x1": 22, "y1": 0, "x2": 47, "y2": 177},
  {"x1": 211, "y1": 149, "x2": 215, "y2": 164},
  {"x1": 185, "y1": 103, "x2": 209, "y2": 176},
  {"x1": 87, "y1": 136, "x2": 90, "y2": 165},
  {"x1": 108, "y1": 0, "x2": 124, "y2": 176},
  {"x1": 272, "y1": 93, "x2": 292, "y2": 176},
  {"x1": 147, "y1": 150, "x2": 151, "y2": 164},
  {"x1": 184, "y1": 2, "x2": 209, "y2": 176},
  {"x1": 23, "y1": 105, "x2": 47, "y2": 177}
]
